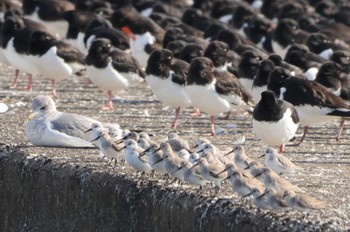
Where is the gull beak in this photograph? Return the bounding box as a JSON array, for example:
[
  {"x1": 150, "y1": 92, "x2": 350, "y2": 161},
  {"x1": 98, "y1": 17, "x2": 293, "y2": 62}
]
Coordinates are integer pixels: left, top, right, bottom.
[
  {"x1": 25, "y1": 113, "x2": 37, "y2": 123},
  {"x1": 118, "y1": 146, "x2": 126, "y2": 151},
  {"x1": 185, "y1": 148, "x2": 193, "y2": 153},
  {"x1": 223, "y1": 149, "x2": 234, "y2": 157},
  {"x1": 84, "y1": 128, "x2": 92, "y2": 133},
  {"x1": 121, "y1": 26, "x2": 136, "y2": 40},
  {"x1": 192, "y1": 144, "x2": 198, "y2": 149}
]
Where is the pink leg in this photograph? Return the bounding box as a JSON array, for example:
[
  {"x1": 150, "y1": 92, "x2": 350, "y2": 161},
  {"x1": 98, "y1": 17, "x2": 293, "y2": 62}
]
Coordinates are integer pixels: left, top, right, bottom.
[
  {"x1": 210, "y1": 115, "x2": 216, "y2": 136},
  {"x1": 279, "y1": 144, "x2": 284, "y2": 154},
  {"x1": 191, "y1": 108, "x2": 201, "y2": 117},
  {"x1": 107, "y1": 91, "x2": 114, "y2": 110},
  {"x1": 51, "y1": 79, "x2": 58, "y2": 98},
  {"x1": 171, "y1": 107, "x2": 181, "y2": 129},
  {"x1": 336, "y1": 118, "x2": 345, "y2": 141},
  {"x1": 27, "y1": 74, "x2": 33, "y2": 91},
  {"x1": 10, "y1": 69, "x2": 20, "y2": 88},
  {"x1": 295, "y1": 126, "x2": 309, "y2": 146}
]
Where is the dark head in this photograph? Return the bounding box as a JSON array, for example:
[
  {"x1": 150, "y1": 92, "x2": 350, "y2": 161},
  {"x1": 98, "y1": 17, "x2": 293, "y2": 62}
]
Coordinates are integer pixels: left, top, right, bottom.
[
  {"x1": 203, "y1": 41, "x2": 230, "y2": 67},
  {"x1": 87, "y1": 38, "x2": 112, "y2": 56},
  {"x1": 216, "y1": 29, "x2": 241, "y2": 51},
  {"x1": 274, "y1": 18, "x2": 299, "y2": 47},
  {"x1": 166, "y1": 40, "x2": 187, "y2": 58},
  {"x1": 232, "y1": 5, "x2": 255, "y2": 29},
  {"x1": 203, "y1": 23, "x2": 226, "y2": 40},
  {"x1": 28, "y1": 30, "x2": 57, "y2": 55},
  {"x1": 238, "y1": 50, "x2": 263, "y2": 78},
  {"x1": 187, "y1": 57, "x2": 214, "y2": 85},
  {"x1": 253, "y1": 59, "x2": 275, "y2": 87},
  {"x1": 145, "y1": 49, "x2": 173, "y2": 77},
  {"x1": 181, "y1": 8, "x2": 203, "y2": 25},
  {"x1": 267, "y1": 67, "x2": 291, "y2": 92},
  {"x1": 330, "y1": 51, "x2": 350, "y2": 74},
  {"x1": 85, "y1": 17, "x2": 112, "y2": 33},
  {"x1": 317, "y1": 61, "x2": 343, "y2": 78},
  {"x1": 277, "y1": 2, "x2": 306, "y2": 21},
  {"x1": 180, "y1": 43, "x2": 203, "y2": 63},
  {"x1": 2, "y1": 16, "x2": 25, "y2": 35},
  {"x1": 163, "y1": 27, "x2": 184, "y2": 48},
  {"x1": 260, "y1": 90, "x2": 276, "y2": 105},
  {"x1": 284, "y1": 43, "x2": 310, "y2": 63},
  {"x1": 305, "y1": 32, "x2": 331, "y2": 54}
]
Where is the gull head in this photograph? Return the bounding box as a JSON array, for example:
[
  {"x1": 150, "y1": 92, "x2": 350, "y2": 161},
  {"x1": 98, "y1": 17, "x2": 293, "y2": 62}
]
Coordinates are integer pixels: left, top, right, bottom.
[{"x1": 32, "y1": 95, "x2": 56, "y2": 114}]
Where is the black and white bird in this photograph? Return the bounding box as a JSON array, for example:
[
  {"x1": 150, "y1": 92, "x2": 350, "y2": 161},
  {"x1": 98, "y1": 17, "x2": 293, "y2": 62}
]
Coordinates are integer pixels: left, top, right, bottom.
[
  {"x1": 85, "y1": 38, "x2": 145, "y2": 110},
  {"x1": 22, "y1": 0, "x2": 75, "y2": 38},
  {"x1": 267, "y1": 66, "x2": 350, "y2": 145},
  {"x1": 26, "y1": 30, "x2": 86, "y2": 97},
  {"x1": 111, "y1": 8, "x2": 164, "y2": 68},
  {"x1": 186, "y1": 57, "x2": 254, "y2": 135},
  {"x1": 145, "y1": 49, "x2": 191, "y2": 129},
  {"x1": 1, "y1": 16, "x2": 39, "y2": 91},
  {"x1": 253, "y1": 90, "x2": 300, "y2": 153},
  {"x1": 252, "y1": 59, "x2": 275, "y2": 103}
]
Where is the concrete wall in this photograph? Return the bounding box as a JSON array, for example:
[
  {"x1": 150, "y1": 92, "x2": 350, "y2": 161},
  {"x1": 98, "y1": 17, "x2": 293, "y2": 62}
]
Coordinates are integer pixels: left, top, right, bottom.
[{"x1": 0, "y1": 149, "x2": 347, "y2": 232}]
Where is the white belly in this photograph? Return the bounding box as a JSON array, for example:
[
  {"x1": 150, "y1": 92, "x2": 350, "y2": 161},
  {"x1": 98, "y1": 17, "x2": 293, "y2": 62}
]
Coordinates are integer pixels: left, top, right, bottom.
[
  {"x1": 253, "y1": 109, "x2": 299, "y2": 146},
  {"x1": 28, "y1": 47, "x2": 72, "y2": 81},
  {"x1": 86, "y1": 62, "x2": 129, "y2": 91},
  {"x1": 186, "y1": 83, "x2": 230, "y2": 115},
  {"x1": 295, "y1": 105, "x2": 339, "y2": 126},
  {"x1": 4, "y1": 39, "x2": 39, "y2": 75},
  {"x1": 146, "y1": 74, "x2": 191, "y2": 108}
]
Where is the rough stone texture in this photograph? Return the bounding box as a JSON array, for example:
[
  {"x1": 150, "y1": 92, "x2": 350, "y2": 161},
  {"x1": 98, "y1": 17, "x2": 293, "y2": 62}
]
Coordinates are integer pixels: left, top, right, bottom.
[{"x1": 0, "y1": 64, "x2": 350, "y2": 231}]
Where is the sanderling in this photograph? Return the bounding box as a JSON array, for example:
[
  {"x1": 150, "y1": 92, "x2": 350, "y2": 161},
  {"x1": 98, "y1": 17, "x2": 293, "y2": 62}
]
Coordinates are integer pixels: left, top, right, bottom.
[{"x1": 260, "y1": 147, "x2": 303, "y2": 175}]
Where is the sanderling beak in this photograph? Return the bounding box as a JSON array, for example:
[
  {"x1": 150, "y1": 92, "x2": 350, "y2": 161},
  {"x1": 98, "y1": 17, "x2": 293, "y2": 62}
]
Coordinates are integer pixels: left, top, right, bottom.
[{"x1": 223, "y1": 150, "x2": 234, "y2": 157}]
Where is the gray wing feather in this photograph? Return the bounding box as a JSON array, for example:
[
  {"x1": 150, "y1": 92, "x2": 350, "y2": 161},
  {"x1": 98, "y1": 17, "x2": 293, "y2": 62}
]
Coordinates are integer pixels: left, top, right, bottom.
[{"x1": 50, "y1": 112, "x2": 100, "y2": 141}]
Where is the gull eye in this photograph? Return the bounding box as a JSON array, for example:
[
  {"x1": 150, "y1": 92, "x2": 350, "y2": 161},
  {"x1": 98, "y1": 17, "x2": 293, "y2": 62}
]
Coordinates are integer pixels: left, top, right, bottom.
[{"x1": 40, "y1": 106, "x2": 46, "y2": 110}]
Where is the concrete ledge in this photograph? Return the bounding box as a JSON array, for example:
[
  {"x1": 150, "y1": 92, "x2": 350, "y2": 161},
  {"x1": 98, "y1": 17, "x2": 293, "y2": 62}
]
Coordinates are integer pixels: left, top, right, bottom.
[{"x1": 0, "y1": 148, "x2": 348, "y2": 232}]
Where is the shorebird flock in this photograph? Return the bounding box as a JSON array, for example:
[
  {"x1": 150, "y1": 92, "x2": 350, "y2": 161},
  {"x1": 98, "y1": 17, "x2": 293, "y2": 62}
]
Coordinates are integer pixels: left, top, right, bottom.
[{"x1": 1, "y1": 0, "x2": 350, "y2": 210}]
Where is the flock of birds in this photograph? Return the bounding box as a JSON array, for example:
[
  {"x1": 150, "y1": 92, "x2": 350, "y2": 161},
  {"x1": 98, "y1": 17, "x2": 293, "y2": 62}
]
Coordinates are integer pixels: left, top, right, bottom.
[
  {"x1": 25, "y1": 95, "x2": 326, "y2": 210},
  {"x1": 1, "y1": 0, "x2": 349, "y2": 210}
]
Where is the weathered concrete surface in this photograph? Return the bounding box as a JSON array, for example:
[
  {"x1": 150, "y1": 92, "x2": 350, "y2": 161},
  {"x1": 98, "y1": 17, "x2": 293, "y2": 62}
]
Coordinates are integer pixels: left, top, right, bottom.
[{"x1": 0, "y1": 65, "x2": 350, "y2": 231}]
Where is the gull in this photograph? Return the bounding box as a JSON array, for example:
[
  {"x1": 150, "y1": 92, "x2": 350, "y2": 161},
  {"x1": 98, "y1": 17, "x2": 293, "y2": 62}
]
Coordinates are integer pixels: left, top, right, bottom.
[
  {"x1": 259, "y1": 147, "x2": 303, "y2": 175},
  {"x1": 25, "y1": 95, "x2": 108, "y2": 147}
]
